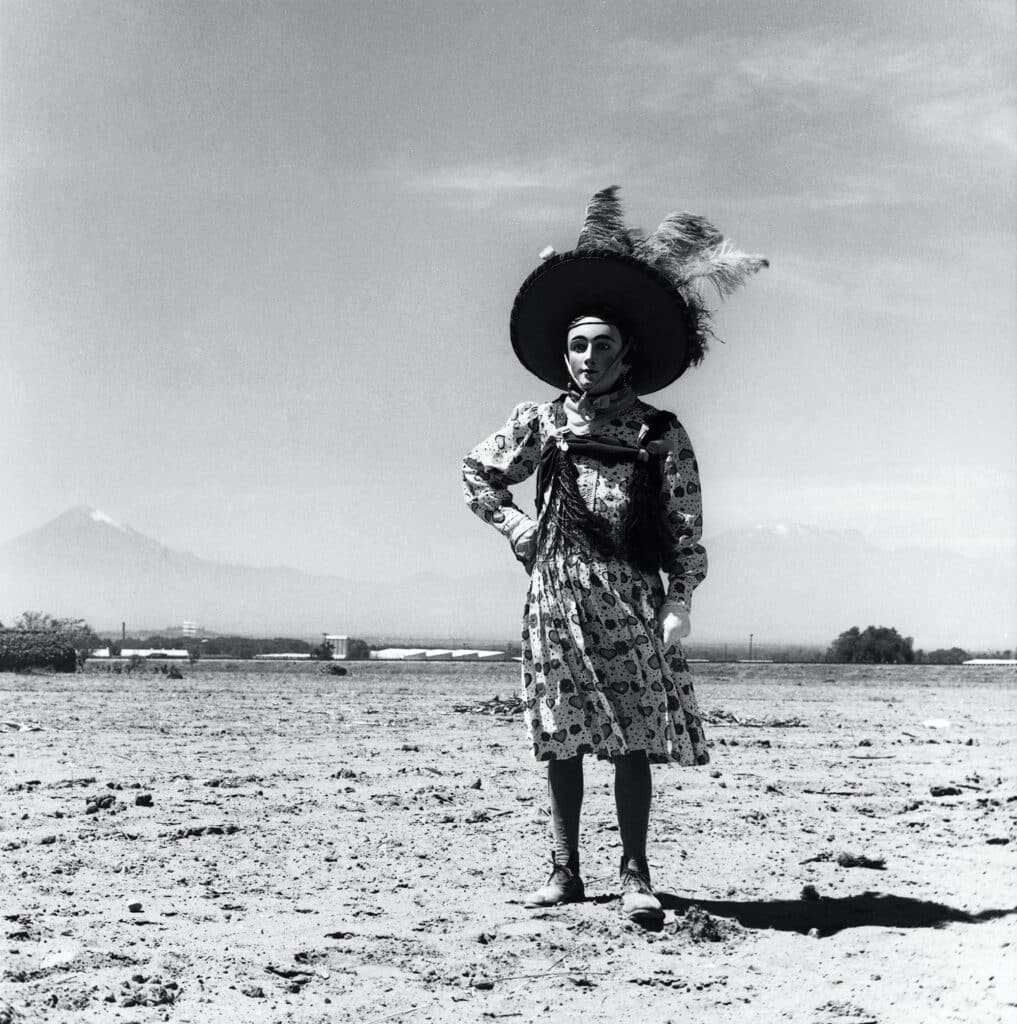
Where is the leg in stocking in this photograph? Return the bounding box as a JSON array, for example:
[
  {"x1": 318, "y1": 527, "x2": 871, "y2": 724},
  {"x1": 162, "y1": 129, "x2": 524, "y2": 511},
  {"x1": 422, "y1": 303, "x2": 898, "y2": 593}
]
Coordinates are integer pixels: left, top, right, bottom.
[
  {"x1": 547, "y1": 754, "x2": 584, "y2": 872},
  {"x1": 613, "y1": 750, "x2": 662, "y2": 921},
  {"x1": 525, "y1": 754, "x2": 586, "y2": 906},
  {"x1": 613, "y1": 750, "x2": 651, "y2": 865}
]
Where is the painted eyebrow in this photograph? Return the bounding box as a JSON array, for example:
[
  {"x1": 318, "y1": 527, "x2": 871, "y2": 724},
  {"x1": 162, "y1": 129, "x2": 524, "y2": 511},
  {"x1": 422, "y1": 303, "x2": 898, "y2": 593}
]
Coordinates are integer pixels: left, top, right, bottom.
[{"x1": 568, "y1": 332, "x2": 616, "y2": 342}]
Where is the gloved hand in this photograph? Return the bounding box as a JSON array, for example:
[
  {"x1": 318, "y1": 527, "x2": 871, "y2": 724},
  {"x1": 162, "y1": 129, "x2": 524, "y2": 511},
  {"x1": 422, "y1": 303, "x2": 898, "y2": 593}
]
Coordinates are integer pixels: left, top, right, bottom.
[
  {"x1": 658, "y1": 601, "x2": 691, "y2": 647},
  {"x1": 510, "y1": 520, "x2": 538, "y2": 563}
]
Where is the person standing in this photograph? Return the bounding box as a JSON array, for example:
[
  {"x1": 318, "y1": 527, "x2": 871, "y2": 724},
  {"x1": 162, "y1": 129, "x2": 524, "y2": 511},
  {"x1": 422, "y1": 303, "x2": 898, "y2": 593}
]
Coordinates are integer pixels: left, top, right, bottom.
[{"x1": 463, "y1": 187, "x2": 765, "y2": 923}]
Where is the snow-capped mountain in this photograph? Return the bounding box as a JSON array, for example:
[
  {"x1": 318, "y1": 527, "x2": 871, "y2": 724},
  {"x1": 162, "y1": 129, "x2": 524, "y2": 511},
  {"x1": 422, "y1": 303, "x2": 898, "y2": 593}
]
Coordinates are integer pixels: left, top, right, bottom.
[
  {"x1": 0, "y1": 506, "x2": 516, "y2": 639},
  {"x1": 0, "y1": 507, "x2": 1012, "y2": 647}
]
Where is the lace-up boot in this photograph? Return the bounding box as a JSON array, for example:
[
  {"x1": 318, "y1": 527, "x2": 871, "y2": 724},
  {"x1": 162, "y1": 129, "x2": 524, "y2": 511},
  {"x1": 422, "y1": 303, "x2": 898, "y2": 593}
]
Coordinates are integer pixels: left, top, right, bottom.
[
  {"x1": 619, "y1": 855, "x2": 663, "y2": 923},
  {"x1": 524, "y1": 855, "x2": 585, "y2": 908}
]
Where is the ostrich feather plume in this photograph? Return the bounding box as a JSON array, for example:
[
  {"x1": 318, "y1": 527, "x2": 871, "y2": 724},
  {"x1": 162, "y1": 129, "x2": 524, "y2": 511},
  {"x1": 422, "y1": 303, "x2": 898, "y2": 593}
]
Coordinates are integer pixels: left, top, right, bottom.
[
  {"x1": 636, "y1": 212, "x2": 724, "y2": 271},
  {"x1": 575, "y1": 189, "x2": 767, "y2": 303},
  {"x1": 576, "y1": 185, "x2": 633, "y2": 254},
  {"x1": 636, "y1": 212, "x2": 767, "y2": 299},
  {"x1": 676, "y1": 242, "x2": 770, "y2": 300}
]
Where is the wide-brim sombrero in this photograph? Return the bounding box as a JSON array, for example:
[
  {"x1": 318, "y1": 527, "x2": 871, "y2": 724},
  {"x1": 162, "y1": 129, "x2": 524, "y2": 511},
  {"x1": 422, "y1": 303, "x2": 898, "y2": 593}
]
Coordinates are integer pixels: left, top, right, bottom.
[
  {"x1": 508, "y1": 186, "x2": 767, "y2": 396},
  {"x1": 510, "y1": 250, "x2": 698, "y2": 395}
]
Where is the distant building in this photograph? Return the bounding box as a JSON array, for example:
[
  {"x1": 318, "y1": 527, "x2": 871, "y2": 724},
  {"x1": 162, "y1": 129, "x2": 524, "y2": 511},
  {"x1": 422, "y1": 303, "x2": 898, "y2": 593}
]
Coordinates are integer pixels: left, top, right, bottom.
[
  {"x1": 324, "y1": 634, "x2": 348, "y2": 659},
  {"x1": 371, "y1": 647, "x2": 509, "y2": 662},
  {"x1": 181, "y1": 621, "x2": 199, "y2": 637}
]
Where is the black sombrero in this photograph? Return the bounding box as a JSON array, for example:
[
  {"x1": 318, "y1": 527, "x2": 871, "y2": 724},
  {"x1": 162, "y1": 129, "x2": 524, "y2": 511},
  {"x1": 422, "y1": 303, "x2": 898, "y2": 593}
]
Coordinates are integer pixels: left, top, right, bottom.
[{"x1": 509, "y1": 186, "x2": 767, "y2": 395}]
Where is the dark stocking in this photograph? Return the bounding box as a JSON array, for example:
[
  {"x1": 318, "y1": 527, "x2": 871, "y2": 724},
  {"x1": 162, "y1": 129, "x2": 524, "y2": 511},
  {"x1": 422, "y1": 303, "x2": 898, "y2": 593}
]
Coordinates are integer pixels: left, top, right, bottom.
[
  {"x1": 547, "y1": 755, "x2": 584, "y2": 872},
  {"x1": 613, "y1": 750, "x2": 651, "y2": 865}
]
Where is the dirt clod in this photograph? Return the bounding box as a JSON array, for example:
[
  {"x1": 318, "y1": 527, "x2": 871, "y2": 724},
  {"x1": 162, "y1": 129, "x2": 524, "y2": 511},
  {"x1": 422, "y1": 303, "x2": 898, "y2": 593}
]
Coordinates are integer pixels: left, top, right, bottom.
[{"x1": 835, "y1": 851, "x2": 885, "y2": 869}]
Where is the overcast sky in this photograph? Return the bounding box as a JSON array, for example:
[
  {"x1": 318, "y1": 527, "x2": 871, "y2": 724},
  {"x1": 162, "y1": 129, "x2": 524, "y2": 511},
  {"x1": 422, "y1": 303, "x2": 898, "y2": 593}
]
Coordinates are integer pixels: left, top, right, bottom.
[{"x1": 3, "y1": 2, "x2": 1015, "y2": 596}]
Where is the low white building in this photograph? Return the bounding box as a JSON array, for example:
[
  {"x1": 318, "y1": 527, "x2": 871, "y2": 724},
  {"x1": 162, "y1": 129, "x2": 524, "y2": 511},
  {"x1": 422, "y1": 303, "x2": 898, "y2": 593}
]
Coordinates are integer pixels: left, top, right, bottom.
[
  {"x1": 371, "y1": 647, "x2": 509, "y2": 662},
  {"x1": 323, "y1": 634, "x2": 349, "y2": 659}
]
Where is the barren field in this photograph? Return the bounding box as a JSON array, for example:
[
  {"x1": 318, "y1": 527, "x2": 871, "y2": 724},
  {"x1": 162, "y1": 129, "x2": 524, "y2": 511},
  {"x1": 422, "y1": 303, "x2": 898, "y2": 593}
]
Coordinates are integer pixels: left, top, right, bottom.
[{"x1": 2, "y1": 661, "x2": 1015, "y2": 1024}]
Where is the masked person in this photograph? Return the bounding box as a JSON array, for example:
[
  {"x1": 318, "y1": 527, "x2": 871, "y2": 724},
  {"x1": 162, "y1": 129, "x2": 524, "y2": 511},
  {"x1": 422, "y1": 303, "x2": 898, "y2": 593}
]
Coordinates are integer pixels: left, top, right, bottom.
[{"x1": 463, "y1": 187, "x2": 766, "y2": 923}]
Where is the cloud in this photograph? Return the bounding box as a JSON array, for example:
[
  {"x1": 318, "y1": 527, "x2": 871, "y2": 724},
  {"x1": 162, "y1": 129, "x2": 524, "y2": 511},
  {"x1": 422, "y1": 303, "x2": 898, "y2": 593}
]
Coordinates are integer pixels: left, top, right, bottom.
[
  {"x1": 394, "y1": 153, "x2": 639, "y2": 216},
  {"x1": 710, "y1": 469, "x2": 1017, "y2": 558},
  {"x1": 403, "y1": 160, "x2": 577, "y2": 196},
  {"x1": 397, "y1": 24, "x2": 1014, "y2": 223},
  {"x1": 910, "y1": 94, "x2": 1017, "y2": 159},
  {"x1": 608, "y1": 28, "x2": 1015, "y2": 158},
  {"x1": 397, "y1": 151, "x2": 618, "y2": 205}
]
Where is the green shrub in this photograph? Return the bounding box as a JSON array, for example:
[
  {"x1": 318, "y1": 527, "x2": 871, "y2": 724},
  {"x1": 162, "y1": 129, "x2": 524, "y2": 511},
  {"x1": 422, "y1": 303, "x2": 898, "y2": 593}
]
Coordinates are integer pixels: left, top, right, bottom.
[{"x1": 0, "y1": 629, "x2": 77, "y2": 673}]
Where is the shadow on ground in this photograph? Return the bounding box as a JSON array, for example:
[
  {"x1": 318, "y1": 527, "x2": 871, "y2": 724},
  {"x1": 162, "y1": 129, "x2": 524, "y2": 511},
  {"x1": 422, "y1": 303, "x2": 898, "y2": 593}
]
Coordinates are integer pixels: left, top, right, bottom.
[{"x1": 657, "y1": 891, "x2": 1017, "y2": 937}]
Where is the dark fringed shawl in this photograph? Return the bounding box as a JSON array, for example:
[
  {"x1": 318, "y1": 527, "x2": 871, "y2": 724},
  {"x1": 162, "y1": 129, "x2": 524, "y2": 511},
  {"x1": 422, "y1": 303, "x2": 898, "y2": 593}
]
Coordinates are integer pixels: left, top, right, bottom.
[{"x1": 535, "y1": 401, "x2": 676, "y2": 573}]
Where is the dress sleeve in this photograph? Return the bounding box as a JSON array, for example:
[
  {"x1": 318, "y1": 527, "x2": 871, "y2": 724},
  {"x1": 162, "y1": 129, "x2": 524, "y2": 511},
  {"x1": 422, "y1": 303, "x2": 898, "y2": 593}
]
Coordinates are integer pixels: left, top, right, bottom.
[
  {"x1": 658, "y1": 419, "x2": 708, "y2": 609},
  {"x1": 462, "y1": 401, "x2": 542, "y2": 544}
]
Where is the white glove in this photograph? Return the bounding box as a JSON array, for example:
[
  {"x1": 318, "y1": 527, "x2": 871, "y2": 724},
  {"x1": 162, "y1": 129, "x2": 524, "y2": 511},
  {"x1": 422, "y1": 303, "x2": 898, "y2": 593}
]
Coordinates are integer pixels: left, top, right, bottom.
[
  {"x1": 509, "y1": 520, "x2": 538, "y2": 562},
  {"x1": 658, "y1": 601, "x2": 691, "y2": 647}
]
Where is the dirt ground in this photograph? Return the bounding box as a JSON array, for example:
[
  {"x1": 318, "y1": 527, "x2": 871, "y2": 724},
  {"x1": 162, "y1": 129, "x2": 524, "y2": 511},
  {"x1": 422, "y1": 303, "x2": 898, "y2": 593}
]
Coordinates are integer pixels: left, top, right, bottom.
[{"x1": 1, "y1": 661, "x2": 1015, "y2": 1024}]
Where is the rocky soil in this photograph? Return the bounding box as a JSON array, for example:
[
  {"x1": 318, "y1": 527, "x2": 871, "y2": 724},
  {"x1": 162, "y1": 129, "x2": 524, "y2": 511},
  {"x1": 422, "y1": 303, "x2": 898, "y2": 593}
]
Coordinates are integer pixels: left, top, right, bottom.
[{"x1": 1, "y1": 661, "x2": 1015, "y2": 1023}]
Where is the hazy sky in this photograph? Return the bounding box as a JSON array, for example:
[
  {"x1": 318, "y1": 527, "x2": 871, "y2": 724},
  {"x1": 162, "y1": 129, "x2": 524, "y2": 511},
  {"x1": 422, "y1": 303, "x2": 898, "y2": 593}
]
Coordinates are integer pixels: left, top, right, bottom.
[{"x1": 3, "y1": 2, "x2": 1015, "y2": 590}]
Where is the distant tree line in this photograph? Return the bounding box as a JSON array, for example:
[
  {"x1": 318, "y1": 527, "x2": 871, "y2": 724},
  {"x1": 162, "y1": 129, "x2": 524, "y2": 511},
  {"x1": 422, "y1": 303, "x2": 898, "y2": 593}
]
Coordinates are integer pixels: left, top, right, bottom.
[
  {"x1": 915, "y1": 647, "x2": 969, "y2": 665},
  {"x1": 913, "y1": 647, "x2": 1012, "y2": 664},
  {"x1": 826, "y1": 626, "x2": 915, "y2": 664},
  {"x1": 110, "y1": 633, "x2": 371, "y2": 661},
  {"x1": 683, "y1": 642, "x2": 830, "y2": 663},
  {"x1": 826, "y1": 627, "x2": 1010, "y2": 665},
  {"x1": 0, "y1": 611, "x2": 103, "y2": 671}
]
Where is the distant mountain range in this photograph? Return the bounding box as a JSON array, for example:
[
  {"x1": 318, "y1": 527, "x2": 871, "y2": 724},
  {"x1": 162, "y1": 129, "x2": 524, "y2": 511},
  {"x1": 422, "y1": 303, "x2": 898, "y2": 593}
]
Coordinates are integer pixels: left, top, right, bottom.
[
  {"x1": 0, "y1": 506, "x2": 1013, "y2": 648},
  {"x1": 691, "y1": 523, "x2": 1014, "y2": 649}
]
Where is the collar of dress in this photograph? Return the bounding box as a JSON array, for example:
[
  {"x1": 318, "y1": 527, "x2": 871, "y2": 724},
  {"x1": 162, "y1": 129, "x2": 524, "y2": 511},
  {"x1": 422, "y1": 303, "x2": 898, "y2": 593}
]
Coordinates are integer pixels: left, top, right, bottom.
[{"x1": 561, "y1": 383, "x2": 638, "y2": 437}]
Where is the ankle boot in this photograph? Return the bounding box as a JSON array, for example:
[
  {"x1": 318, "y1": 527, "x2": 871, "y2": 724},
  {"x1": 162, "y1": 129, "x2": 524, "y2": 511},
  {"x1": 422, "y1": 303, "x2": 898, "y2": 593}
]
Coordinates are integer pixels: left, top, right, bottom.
[
  {"x1": 524, "y1": 854, "x2": 584, "y2": 908},
  {"x1": 619, "y1": 855, "x2": 663, "y2": 923}
]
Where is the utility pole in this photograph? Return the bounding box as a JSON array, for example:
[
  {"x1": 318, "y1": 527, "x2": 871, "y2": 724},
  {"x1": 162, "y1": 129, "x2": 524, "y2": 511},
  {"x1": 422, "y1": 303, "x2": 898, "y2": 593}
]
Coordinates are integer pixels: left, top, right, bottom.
[{"x1": 749, "y1": 633, "x2": 754, "y2": 660}]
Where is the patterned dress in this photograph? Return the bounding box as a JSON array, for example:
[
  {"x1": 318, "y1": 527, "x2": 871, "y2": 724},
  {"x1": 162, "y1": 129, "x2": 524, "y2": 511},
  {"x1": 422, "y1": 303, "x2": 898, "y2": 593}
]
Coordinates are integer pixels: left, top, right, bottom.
[{"x1": 463, "y1": 393, "x2": 710, "y2": 766}]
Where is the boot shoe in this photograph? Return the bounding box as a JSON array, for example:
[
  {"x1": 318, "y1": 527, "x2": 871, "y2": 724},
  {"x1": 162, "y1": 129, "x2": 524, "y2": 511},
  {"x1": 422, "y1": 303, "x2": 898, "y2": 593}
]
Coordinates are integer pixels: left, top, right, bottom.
[
  {"x1": 619, "y1": 856, "x2": 663, "y2": 923},
  {"x1": 524, "y1": 863, "x2": 585, "y2": 908}
]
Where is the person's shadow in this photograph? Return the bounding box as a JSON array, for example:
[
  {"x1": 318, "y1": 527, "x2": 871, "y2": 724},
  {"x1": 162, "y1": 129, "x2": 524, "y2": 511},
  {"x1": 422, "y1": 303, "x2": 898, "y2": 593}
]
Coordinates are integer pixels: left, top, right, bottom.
[{"x1": 654, "y1": 890, "x2": 1017, "y2": 938}]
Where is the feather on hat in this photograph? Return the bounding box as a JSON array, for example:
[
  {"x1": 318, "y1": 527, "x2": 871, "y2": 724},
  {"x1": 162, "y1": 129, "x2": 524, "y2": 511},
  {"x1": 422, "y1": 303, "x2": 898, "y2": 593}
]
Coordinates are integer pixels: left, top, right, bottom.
[{"x1": 510, "y1": 186, "x2": 767, "y2": 393}]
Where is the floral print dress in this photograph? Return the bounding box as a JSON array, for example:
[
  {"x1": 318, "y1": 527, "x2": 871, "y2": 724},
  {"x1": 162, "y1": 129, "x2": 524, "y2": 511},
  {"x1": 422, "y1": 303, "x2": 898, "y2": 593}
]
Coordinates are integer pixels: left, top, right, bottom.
[{"x1": 463, "y1": 395, "x2": 710, "y2": 766}]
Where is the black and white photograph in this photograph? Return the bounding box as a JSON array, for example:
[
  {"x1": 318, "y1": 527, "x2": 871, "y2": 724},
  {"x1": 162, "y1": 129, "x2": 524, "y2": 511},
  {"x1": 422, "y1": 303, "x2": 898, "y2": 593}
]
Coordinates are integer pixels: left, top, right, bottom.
[{"x1": 1, "y1": 1, "x2": 1015, "y2": 1021}]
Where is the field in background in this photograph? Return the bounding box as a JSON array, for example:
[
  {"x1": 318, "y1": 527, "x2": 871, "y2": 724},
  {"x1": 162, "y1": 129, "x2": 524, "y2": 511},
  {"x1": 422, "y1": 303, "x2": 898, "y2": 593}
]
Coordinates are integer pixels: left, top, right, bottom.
[
  {"x1": 2, "y1": 663, "x2": 1015, "y2": 1023},
  {"x1": 82, "y1": 657, "x2": 1017, "y2": 686}
]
